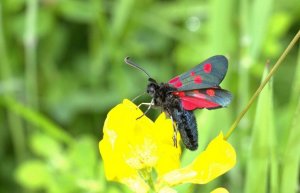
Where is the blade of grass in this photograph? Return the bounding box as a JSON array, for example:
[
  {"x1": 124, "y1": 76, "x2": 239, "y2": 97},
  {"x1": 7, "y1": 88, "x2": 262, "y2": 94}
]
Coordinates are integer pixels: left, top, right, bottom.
[
  {"x1": 244, "y1": 66, "x2": 275, "y2": 193},
  {"x1": 269, "y1": 77, "x2": 278, "y2": 193},
  {"x1": 111, "y1": 0, "x2": 135, "y2": 39},
  {"x1": 230, "y1": 1, "x2": 251, "y2": 192},
  {"x1": 280, "y1": 101, "x2": 300, "y2": 193},
  {"x1": 280, "y1": 46, "x2": 300, "y2": 193},
  {"x1": 289, "y1": 45, "x2": 300, "y2": 107},
  {"x1": 238, "y1": 0, "x2": 251, "y2": 118},
  {"x1": 89, "y1": 0, "x2": 107, "y2": 79},
  {"x1": 0, "y1": 97, "x2": 74, "y2": 145},
  {"x1": 153, "y1": 1, "x2": 207, "y2": 21},
  {"x1": 208, "y1": 0, "x2": 234, "y2": 53},
  {"x1": 25, "y1": 0, "x2": 38, "y2": 108},
  {"x1": 250, "y1": 0, "x2": 273, "y2": 60},
  {"x1": 0, "y1": 3, "x2": 26, "y2": 162}
]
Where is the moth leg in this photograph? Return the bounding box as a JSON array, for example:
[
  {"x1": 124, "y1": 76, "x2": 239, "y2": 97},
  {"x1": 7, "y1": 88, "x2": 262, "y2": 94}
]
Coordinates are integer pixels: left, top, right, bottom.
[
  {"x1": 136, "y1": 99, "x2": 154, "y2": 120},
  {"x1": 170, "y1": 116, "x2": 178, "y2": 148},
  {"x1": 137, "y1": 102, "x2": 152, "y2": 108}
]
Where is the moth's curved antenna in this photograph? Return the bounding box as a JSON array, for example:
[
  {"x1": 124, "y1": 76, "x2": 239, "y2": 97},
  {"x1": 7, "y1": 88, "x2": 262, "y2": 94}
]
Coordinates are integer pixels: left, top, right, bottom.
[
  {"x1": 132, "y1": 92, "x2": 146, "y2": 102},
  {"x1": 125, "y1": 57, "x2": 151, "y2": 78}
]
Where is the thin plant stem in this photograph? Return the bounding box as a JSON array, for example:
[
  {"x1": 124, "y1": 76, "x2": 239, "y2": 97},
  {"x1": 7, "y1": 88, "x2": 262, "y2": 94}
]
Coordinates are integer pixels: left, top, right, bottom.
[
  {"x1": 0, "y1": 3, "x2": 26, "y2": 162},
  {"x1": 0, "y1": 97, "x2": 74, "y2": 145},
  {"x1": 225, "y1": 30, "x2": 300, "y2": 140},
  {"x1": 25, "y1": 0, "x2": 38, "y2": 109}
]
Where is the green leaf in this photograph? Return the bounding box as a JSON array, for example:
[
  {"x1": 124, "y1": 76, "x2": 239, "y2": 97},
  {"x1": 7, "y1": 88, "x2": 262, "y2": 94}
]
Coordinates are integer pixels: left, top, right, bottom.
[
  {"x1": 15, "y1": 160, "x2": 51, "y2": 189},
  {"x1": 68, "y1": 136, "x2": 98, "y2": 178},
  {"x1": 30, "y1": 133, "x2": 62, "y2": 158}
]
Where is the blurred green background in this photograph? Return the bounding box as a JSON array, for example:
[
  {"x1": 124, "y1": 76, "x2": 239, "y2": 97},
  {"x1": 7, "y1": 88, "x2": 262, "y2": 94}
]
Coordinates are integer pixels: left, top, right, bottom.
[{"x1": 0, "y1": 0, "x2": 300, "y2": 192}]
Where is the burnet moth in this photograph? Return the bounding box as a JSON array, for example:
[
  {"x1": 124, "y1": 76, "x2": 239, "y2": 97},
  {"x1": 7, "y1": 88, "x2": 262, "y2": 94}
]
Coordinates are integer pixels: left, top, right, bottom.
[{"x1": 125, "y1": 55, "x2": 232, "y2": 151}]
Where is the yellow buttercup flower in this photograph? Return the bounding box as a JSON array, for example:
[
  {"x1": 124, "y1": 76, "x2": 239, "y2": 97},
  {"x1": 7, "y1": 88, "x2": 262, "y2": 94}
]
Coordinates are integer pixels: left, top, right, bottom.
[
  {"x1": 99, "y1": 99, "x2": 181, "y2": 192},
  {"x1": 99, "y1": 99, "x2": 236, "y2": 193},
  {"x1": 158, "y1": 132, "x2": 236, "y2": 186},
  {"x1": 210, "y1": 187, "x2": 229, "y2": 193}
]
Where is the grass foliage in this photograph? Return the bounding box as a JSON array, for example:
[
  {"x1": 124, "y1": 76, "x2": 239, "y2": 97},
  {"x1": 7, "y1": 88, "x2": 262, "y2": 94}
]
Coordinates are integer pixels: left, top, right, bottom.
[{"x1": 0, "y1": 0, "x2": 299, "y2": 192}]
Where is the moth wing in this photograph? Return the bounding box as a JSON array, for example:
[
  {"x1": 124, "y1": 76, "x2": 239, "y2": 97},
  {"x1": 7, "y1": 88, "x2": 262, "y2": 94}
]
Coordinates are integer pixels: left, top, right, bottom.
[
  {"x1": 173, "y1": 88, "x2": 232, "y2": 110},
  {"x1": 168, "y1": 55, "x2": 228, "y2": 91}
]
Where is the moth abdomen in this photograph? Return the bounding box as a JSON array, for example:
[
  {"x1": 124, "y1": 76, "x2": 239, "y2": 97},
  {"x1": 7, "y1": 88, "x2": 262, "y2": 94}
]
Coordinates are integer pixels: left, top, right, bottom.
[{"x1": 171, "y1": 108, "x2": 198, "y2": 151}]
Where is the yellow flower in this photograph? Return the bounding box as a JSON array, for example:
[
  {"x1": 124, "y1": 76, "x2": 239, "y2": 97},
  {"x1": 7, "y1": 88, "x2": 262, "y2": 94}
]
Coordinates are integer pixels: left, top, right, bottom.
[
  {"x1": 99, "y1": 99, "x2": 236, "y2": 193},
  {"x1": 158, "y1": 132, "x2": 236, "y2": 186},
  {"x1": 210, "y1": 187, "x2": 229, "y2": 193},
  {"x1": 99, "y1": 99, "x2": 181, "y2": 192}
]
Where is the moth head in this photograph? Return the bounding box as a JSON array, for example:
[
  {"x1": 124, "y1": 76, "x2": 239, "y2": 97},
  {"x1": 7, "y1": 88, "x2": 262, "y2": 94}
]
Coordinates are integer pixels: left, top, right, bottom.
[{"x1": 147, "y1": 78, "x2": 158, "y2": 97}]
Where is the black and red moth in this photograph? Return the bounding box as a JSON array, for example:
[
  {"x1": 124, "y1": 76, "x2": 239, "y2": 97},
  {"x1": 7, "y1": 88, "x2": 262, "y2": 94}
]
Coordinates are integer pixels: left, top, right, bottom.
[{"x1": 125, "y1": 55, "x2": 232, "y2": 151}]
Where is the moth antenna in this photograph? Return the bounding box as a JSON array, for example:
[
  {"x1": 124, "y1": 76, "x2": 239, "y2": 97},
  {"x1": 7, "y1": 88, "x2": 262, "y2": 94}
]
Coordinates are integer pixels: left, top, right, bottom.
[
  {"x1": 125, "y1": 57, "x2": 151, "y2": 78},
  {"x1": 132, "y1": 92, "x2": 146, "y2": 102}
]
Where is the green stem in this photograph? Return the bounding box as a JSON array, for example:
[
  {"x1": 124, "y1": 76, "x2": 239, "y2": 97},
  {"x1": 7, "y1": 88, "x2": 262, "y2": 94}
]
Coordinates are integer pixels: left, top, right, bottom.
[
  {"x1": 139, "y1": 168, "x2": 155, "y2": 191},
  {"x1": 0, "y1": 97, "x2": 74, "y2": 145},
  {"x1": 225, "y1": 30, "x2": 300, "y2": 140},
  {"x1": 0, "y1": 3, "x2": 27, "y2": 162},
  {"x1": 25, "y1": 0, "x2": 38, "y2": 108}
]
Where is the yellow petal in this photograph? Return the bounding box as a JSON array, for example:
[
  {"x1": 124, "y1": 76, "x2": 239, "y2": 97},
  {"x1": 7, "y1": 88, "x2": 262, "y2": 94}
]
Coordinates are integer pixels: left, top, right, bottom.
[
  {"x1": 99, "y1": 99, "x2": 153, "y2": 180},
  {"x1": 99, "y1": 139, "x2": 137, "y2": 180},
  {"x1": 121, "y1": 177, "x2": 150, "y2": 193},
  {"x1": 100, "y1": 100, "x2": 181, "y2": 181},
  {"x1": 103, "y1": 99, "x2": 151, "y2": 140},
  {"x1": 160, "y1": 132, "x2": 236, "y2": 186},
  {"x1": 158, "y1": 187, "x2": 178, "y2": 193},
  {"x1": 210, "y1": 187, "x2": 229, "y2": 193},
  {"x1": 153, "y1": 113, "x2": 181, "y2": 176}
]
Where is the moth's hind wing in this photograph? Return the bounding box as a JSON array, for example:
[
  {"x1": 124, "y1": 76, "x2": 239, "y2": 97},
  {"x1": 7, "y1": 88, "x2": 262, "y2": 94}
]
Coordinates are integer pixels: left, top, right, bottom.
[{"x1": 173, "y1": 88, "x2": 232, "y2": 111}]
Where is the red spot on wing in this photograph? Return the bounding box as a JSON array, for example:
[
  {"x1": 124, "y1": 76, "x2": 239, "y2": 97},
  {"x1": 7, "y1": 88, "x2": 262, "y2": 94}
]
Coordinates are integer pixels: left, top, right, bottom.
[
  {"x1": 174, "y1": 81, "x2": 182, "y2": 88},
  {"x1": 194, "y1": 75, "x2": 202, "y2": 84},
  {"x1": 190, "y1": 71, "x2": 195, "y2": 76},
  {"x1": 180, "y1": 96, "x2": 220, "y2": 110},
  {"x1": 173, "y1": 91, "x2": 185, "y2": 97},
  {"x1": 203, "y1": 63, "x2": 212, "y2": 73},
  {"x1": 169, "y1": 76, "x2": 180, "y2": 83},
  {"x1": 206, "y1": 89, "x2": 215, "y2": 96},
  {"x1": 169, "y1": 76, "x2": 183, "y2": 88}
]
